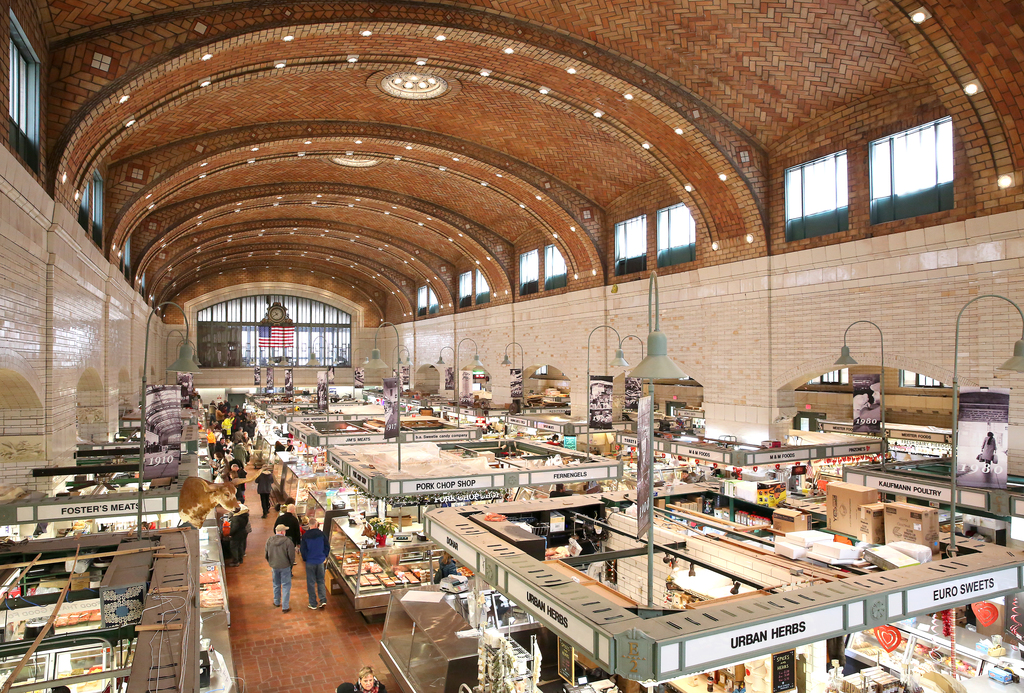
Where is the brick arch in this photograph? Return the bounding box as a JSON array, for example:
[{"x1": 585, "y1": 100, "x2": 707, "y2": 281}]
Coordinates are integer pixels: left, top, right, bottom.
[
  {"x1": 0, "y1": 349, "x2": 45, "y2": 410},
  {"x1": 158, "y1": 252, "x2": 415, "y2": 318},
  {"x1": 55, "y1": 36, "x2": 756, "y2": 248},
  {"x1": 107, "y1": 124, "x2": 606, "y2": 268}
]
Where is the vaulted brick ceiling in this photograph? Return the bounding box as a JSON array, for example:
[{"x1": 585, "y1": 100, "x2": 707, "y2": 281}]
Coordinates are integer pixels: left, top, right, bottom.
[{"x1": 36, "y1": 0, "x2": 1022, "y2": 322}]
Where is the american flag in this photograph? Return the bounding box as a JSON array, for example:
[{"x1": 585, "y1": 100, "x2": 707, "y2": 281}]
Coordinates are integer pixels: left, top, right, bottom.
[{"x1": 258, "y1": 325, "x2": 294, "y2": 348}]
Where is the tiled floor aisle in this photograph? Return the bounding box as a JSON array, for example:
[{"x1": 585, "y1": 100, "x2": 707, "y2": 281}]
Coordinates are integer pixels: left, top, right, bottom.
[{"x1": 225, "y1": 477, "x2": 397, "y2": 693}]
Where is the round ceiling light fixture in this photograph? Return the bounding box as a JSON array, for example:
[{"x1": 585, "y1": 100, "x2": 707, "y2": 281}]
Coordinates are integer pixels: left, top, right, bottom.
[
  {"x1": 379, "y1": 72, "x2": 450, "y2": 100},
  {"x1": 332, "y1": 156, "x2": 381, "y2": 168}
]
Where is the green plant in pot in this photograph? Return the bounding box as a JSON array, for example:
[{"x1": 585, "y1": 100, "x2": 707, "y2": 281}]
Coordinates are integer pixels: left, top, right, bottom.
[{"x1": 367, "y1": 518, "x2": 396, "y2": 547}]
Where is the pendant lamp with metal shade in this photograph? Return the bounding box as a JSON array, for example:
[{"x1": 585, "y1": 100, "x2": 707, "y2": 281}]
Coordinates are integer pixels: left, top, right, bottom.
[
  {"x1": 585, "y1": 325, "x2": 630, "y2": 463},
  {"x1": 628, "y1": 271, "x2": 687, "y2": 608},
  {"x1": 454, "y1": 337, "x2": 483, "y2": 428},
  {"x1": 833, "y1": 320, "x2": 887, "y2": 468}
]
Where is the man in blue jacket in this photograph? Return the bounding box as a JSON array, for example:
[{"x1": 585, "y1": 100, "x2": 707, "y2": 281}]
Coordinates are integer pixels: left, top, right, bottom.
[{"x1": 300, "y1": 518, "x2": 330, "y2": 610}]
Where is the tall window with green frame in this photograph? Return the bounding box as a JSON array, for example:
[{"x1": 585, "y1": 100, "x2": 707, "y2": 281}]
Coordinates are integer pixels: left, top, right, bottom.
[
  {"x1": 870, "y1": 117, "x2": 953, "y2": 224},
  {"x1": 656, "y1": 203, "x2": 696, "y2": 266},
  {"x1": 120, "y1": 236, "x2": 131, "y2": 283},
  {"x1": 519, "y1": 250, "x2": 539, "y2": 295},
  {"x1": 90, "y1": 171, "x2": 104, "y2": 249},
  {"x1": 475, "y1": 270, "x2": 490, "y2": 304},
  {"x1": 544, "y1": 244, "x2": 567, "y2": 290},
  {"x1": 614, "y1": 215, "x2": 647, "y2": 276},
  {"x1": 8, "y1": 12, "x2": 39, "y2": 172},
  {"x1": 458, "y1": 272, "x2": 473, "y2": 308},
  {"x1": 785, "y1": 151, "x2": 848, "y2": 241}
]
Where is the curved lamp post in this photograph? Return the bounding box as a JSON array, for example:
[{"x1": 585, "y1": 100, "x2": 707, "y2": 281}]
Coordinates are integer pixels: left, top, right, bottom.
[
  {"x1": 365, "y1": 321, "x2": 405, "y2": 471},
  {"x1": 628, "y1": 272, "x2": 687, "y2": 608},
  {"x1": 501, "y1": 341, "x2": 527, "y2": 404},
  {"x1": 140, "y1": 302, "x2": 200, "y2": 539},
  {"x1": 619, "y1": 334, "x2": 645, "y2": 361},
  {"x1": 948, "y1": 295, "x2": 1024, "y2": 556},
  {"x1": 834, "y1": 320, "x2": 887, "y2": 468},
  {"x1": 394, "y1": 346, "x2": 411, "y2": 389},
  {"x1": 585, "y1": 326, "x2": 630, "y2": 461},
  {"x1": 455, "y1": 338, "x2": 483, "y2": 428}
]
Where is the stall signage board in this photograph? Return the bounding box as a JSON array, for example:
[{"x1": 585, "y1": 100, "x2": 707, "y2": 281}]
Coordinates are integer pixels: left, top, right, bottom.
[
  {"x1": 400, "y1": 475, "x2": 497, "y2": 494},
  {"x1": 508, "y1": 417, "x2": 567, "y2": 433},
  {"x1": 670, "y1": 443, "x2": 728, "y2": 464},
  {"x1": 772, "y1": 650, "x2": 796, "y2": 693},
  {"x1": 905, "y1": 568, "x2": 1019, "y2": 613},
  {"x1": 558, "y1": 638, "x2": 575, "y2": 685},
  {"x1": 887, "y1": 428, "x2": 951, "y2": 444},
  {"x1": 856, "y1": 473, "x2": 951, "y2": 503},
  {"x1": 826, "y1": 442, "x2": 881, "y2": 457},
  {"x1": 683, "y1": 606, "x2": 843, "y2": 668},
  {"x1": 34, "y1": 497, "x2": 166, "y2": 521},
  {"x1": 334, "y1": 434, "x2": 387, "y2": 444},
  {"x1": 505, "y1": 572, "x2": 596, "y2": 652},
  {"x1": 348, "y1": 468, "x2": 371, "y2": 491},
  {"x1": 619, "y1": 435, "x2": 639, "y2": 447},
  {"x1": 530, "y1": 466, "x2": 613, "y2": 485},
  {"x1": 413, "y1": 429, "x2": 476, "y2": 442},
  {"x1": 746, "y1": 448, "x2": 811, "y2": 465},
  {"x1": 427, "y1": 522, "x2": 480, "y2": 571}
]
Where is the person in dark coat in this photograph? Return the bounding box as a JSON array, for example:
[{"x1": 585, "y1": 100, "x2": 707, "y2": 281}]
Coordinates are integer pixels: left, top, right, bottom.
[
  {"x1": 433, "y1": 552, "x2": 459, "y2": 584},
  {"x1": 230, "y1": 463, "x2": 247, "y2": 503},
  {"x1": 255, "y1": 467, "x2": 274, "y2": 518},
  {"x1": 227, "y1": 504, "x2": 250, "y2": 567},
  {"x1": 300, "y1": 518, "x2": 330, "y2": 609},
  {"x1": 278, "y1": 504, "x2": 302, "y2": 546}
]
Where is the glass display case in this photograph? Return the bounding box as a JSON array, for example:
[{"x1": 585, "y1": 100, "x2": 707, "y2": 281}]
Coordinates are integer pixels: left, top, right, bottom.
[
  {"x1": 328, "y1": 517, "x2": 441, "y2": 616},
  {"x1": 846, "y1": 618, "x2": 998, "y2": 681},
  {"x1": 0, "y1": 640, "x2": 122, "y2": 692},
  {"x1": 199, "y1": 523, "x2": 230, "y2": 625}
]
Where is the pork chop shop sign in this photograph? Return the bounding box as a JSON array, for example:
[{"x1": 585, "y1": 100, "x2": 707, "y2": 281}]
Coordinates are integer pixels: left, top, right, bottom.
[{"x1": 683, "y1": 607, "x2": 843, "y2": 667}]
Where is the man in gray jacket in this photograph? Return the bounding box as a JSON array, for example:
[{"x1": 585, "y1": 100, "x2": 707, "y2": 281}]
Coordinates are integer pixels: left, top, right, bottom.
[{"x1": 265, "y1": 524, "x2": 296, "y2": 612}]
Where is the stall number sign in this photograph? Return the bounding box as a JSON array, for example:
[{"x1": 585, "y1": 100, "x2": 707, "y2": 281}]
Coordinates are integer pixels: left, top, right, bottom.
[
  {"x1": 530, "y1": 466, "x2": 612, "y2": 484},
  {"x1": 401, "y1": 475, "x2": 494, "y2": 494},
  {"x1": 906, "y1": 568, "x2": 1019, "y2": 613},
  {"x1": 683, "y1": 607, "x2": 842, "y2": 668},
  {"x1": 861, "y1": 475, "x2": 950, "y2": 503}
]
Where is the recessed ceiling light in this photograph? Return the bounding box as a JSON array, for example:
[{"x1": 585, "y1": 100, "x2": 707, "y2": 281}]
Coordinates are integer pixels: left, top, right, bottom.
[
  {"x1": 519, "y1": 203, "x2": 525, "y2": 208},
  {"x1": 283, "y1": 35, "x2": 294, "y2": 41},
  {"x1": 275, "y1": 61, "x2": 286, "y2": 68},
  {"x1": 711, "y1": 241, "x2": 720, "y2": 251},
  {"x1": 539, "y1": 87, "x2": 549, "y2": 94},
  {"x1": 347, "y1": 55, "x2": 359, "y2": 63},
  {"x1": 910, "y1": 7, "x2": 931, "y2": 23},
  {"x1": 361, "y1": 30, "x2": 373, "y2": 36},
  {"x1": 201, "y1": 53, "x2": 213, "y2": 61},
  {"x1": 200, "y1": 162, "x2": 208, "y2": 167},
  {"x1": 61, "y1": 172, "x2": 67, "y2": 183},
  {"x1": 674, "y1": 128, "x2": 684, "y2": 135},
  {"x1": 298, "y1": 152, "x2": 305, "y2": 156},
  {"x1": 415, "y1": 59, "x2": 427, "y2": 66},
  {"x1": 439, "y1": 166, "x2": 446, "y2": 171},
  {"x1": 404, "y1": 145, "x2": 412, "y2": 149},
  {"x1": 593, "y1": 110, "x2": 603, "y2": 118},
  {"x1": 394, "y1": 156, "x2": 401, "y2": 160},
  {"x1": 535, "y1": 195, "x2": 542, "y2": 200},
  {"x1": 354, "y1": 139, "x2": 362, "y2": 144},
  {"x1": 998, "y1": 174, "x2": 1014, "y2": 189},
  {"x1": 480, "y1": 181, "x2": 488, "y2": 186},
  {"x1": 480, "y1": 69, "x2": 491, "y2": 77},
  {"x1": 418, "y1": 222, "x2": 424, "y2": 226},
  {"x1": 553, "y1": 233, "x2": 558, "y2": 238},
  {"x1": 642, "y1": 142, "x2": 651, "y2": 149},
  {"x1": 592, "y1": 269, "x2": 597, "y2": 275},
  {"x1": 963, "y1": 81, "x2": 981, "y2": 96},
  {"x1": 503, "y1": 47, "x2": 514, "y2": 54},
  {"x1": 746, "y1": 233, "x2": 754, "y2": 243},
  {"x1": 124, "y1": 118, "x2": 136, "y2": 127},
  {"x1": 718, "y1": 173, "x2": 727, "y2": 181},
  {"x1": 573, "y1": 273, "x2": 578, "y2": 280},
  {"x1": 251, "y1": 146, "x2": 259, "y2": 151},
  {"x1": 200, "y1": 79, "x2": 211, "y2": 87},
  {"x1": 199, "y1": 173, "x2": 206, "y2": 178},
  {"x1": 119, "y1": 94, "x2": 130, "y2": 103},
  {"x1": 566, "y1": 67, "x2": 576, "y2": 74},
  {"x1": 435, "y1": 34, "x2": 446, "y2": 41},
  {"x1": 146, "y1": 193, "x2": 151, "y2": 198},
  {"x1": 684, "y1": 184, "x2": 693, "y2": 192},
  {"x1": 624, "y1": 93, "x2": 633, "y2": 100},
  {"x1": 304, "y1": 140, "x2": 312, "y2": 144}
]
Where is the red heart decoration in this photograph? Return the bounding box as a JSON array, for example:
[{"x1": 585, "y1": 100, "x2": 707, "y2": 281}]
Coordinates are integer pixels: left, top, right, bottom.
[
  {"x1": 775, "y1": 464, "x2": 781, "y2": 469},
  {"x1": 973, "y1": 602, "x2": 999, "y2": 627},
  {"x1": 874, "y1": 625, "x2": 902, "y2": 653},
  {"x1": 753, "y1": 466, "x2": 758, "y2": 472}
]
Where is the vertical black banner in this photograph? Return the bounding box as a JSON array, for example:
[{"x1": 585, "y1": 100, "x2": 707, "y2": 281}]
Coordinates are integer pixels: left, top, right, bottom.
[
  {"x1": 636, "y1": 395, "x2": 652, "y2": 539},
  {"x1": 383, "y1": 377, "x2": 400, "y2": 439},
  {"x1": 589, "y1": 375, "x2": 613, "y2": 430},
  {"x1": 354, "y1": 368, "x2": 365, "y2": 388},
  {"x1": 284, "y1": 368, "x2": 294, "y2": 395},
  {"x1": 253, "y1": 365, "x2": 261, "y2": 388},
  {"x1": 266, "y1": 366, "x2": 274, "y2": 393},
  {"x1": 624, "y1": 377, "x2": 642, "y2": 411},
  {"x1": 510, "y1": 369, "x2": 523, "y2": 398}
]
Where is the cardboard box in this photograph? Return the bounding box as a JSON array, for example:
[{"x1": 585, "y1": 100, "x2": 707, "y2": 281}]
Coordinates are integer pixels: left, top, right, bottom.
[
  {"x1": 826, "y1": 481, "x2": 879, "y2": 537},
  {"x1": 774, "y1": 542, "x2": 808, "y2": 559},
  {"x1": 864, "y1": 545, "x2": 919, "y2": 570},
  {"x1": 777, "y1": 530, "x2": 834, "y2": 547},
  {"x1": 70, "y1": 572, "x2": 90, "y2": 591},
  {"x1": 773, "y1": 508, "x2": 811, "y2": 533},
  {"x1": 884, "y1": 502, "x2": 939, "y2": 553},
  {"x1": 858, "y1": 502, "x2": 887, "y2": 544}
]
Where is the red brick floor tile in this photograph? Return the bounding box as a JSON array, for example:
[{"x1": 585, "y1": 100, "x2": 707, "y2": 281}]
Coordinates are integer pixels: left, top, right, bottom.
[{"x1": 226, "y1": 473, "x2": 397, "y2": 693}]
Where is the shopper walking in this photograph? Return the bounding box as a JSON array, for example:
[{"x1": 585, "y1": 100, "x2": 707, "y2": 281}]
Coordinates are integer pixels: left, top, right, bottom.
[
  {"x1": 232, "y1": 437, "x2": 249, "y2": 469},
  {"x1": 300, "y1": 518, "x2": 329, "y2": 609},
  {"x1": 255, "y1": 466, "x2": 274, "y2": 518},
  {"x1": 227, "y1": 504, "x2": 251, "y2": 567},
  {"x1": 278, "y1": 504, "x2": 302, "y2": 546},
  {"x1": 265, "y1": 524, "x2": 295, "y2": 612}
]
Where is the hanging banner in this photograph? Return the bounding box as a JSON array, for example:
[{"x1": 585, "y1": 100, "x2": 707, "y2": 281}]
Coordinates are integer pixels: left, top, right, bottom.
[
  {"x1": 253, "y1": 366, "x2": 261, "y2": 388},
  {"x1": 284, "y1": 368, "x2": 294, "y2": 395},
  {"x1": 327, "y1": 365, "x2": 335, "y2": 386},
  {"x1": 956, "y1": 388, "x2": 1009, "y2": 489},
  {"x1": 852, "y1": 373, "x2": 882, "y2": 433},
  {"x1": 317, "y1": 371, "x2": 329, "y2": 411},
  {"x1": 444, "y1": 367, "x2": 455, "y2": 391},
  {"x1": 589, "y1": 375, "x2": 613, "y2": 430},
  {"x1": 144, "y1": 384, "x2": 182, "y2": 480},
  {"x1": 354, "y1": 367, "x2": 365, "y2": 389},
  {"x1": 383, "y1": 377, "x2": 400, "y2": 439},
  {"x1": 266, "y1": 366, "x2": 275, "y2": 393},
  {"x1": 624, "y1": 377, "x2": 642, "y2": 412},
  {"x1": 401, "y1": 365, "x2": 410, "y2": 387},
  {"x1": 510, "y1": 368, "x2": 523, "y2": 398},
  {"x1": 459, "y1": 370, "x2": 474, "y2": 407},
  {"x1": 176, "y1": 372, "x2": 193, "y2": 408},
  {"x1": 636, "y1": 395, "x2": 652, "y2": 539}
]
